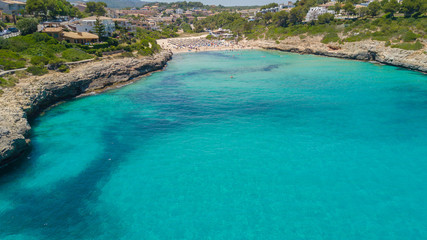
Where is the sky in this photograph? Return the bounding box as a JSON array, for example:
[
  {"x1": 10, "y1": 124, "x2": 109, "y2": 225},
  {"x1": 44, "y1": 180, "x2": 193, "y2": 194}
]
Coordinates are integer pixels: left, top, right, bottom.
[{"x1": 145, "y1": 0, "x2": 284, "y2": 7}]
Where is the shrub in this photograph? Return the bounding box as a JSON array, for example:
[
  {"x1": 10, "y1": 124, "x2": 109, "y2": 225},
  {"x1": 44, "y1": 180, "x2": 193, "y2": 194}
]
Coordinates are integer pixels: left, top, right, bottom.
[
  {"x1": 0, "y1": 77, "x2": 7, "y2": 87},
  {"x1": 0, "y1": 76, "x2": 18, "y2": 87},
  {"x1": 402, "y1": 30, "x2": 418, "y2": 42},
  {"x1": 95, "y1": 49, "x2": 103, "y2": 57},
  {"x1": 30, "y1": 56, "x2": 49, "y2": 65},
  {"x1": 57, "y1": 64, "x2": 70, "y2": 73},
  {"x1": 391, "y1": 41, "x2": 423, "y2": 50},
  {"x1": 317, "y1": 13, "x2": 334, "y2": 24},
  {"x1": 47, "y1": 58, "x2": 66, "y2": 70},
  {"x1": 0, "y1": 50, "x2": 26, "y2": 70},
  {"x1": 61, "y1": 48, "x2": 93, "y2": 62},
  {"x1": 106, "y1": 37, "x2": 119, "y2": 47},
  {"x1": 27, "y1": 64, "x2": 48, "y2": 76},
  {"x1": 321, "y1": 32, "x2": 340, "y2": 43},
  {"x1": 120, "y1": 52, "x2": 135, "y2": 58},
  {"x1": 344, "y1": 33, "x2": 370, "y2": 42}
]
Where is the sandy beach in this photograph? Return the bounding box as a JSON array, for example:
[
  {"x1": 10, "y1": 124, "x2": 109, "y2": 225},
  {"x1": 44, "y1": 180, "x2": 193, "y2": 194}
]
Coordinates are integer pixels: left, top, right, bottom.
[{"x1": 157, "y1": 35, "x2": 261, "y2": 54}]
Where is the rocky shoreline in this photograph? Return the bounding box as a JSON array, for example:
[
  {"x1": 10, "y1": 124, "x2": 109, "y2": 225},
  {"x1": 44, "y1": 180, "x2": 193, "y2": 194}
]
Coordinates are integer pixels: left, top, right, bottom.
[
  {"x1": 1, "y1": 38, "x2": 426, "y2": 168},
  {"x1": 0, "y1": 51, "x2": 173, "y2": 167},
  {"x1": 257, "y1": 36, "x2": 427, "y2": 73}
]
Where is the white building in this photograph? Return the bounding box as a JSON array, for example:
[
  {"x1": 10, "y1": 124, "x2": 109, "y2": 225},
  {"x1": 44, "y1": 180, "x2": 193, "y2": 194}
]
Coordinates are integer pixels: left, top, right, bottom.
[
  {"x1": 0, "y1": 0, "x2": 25, "y2": 15},
  {"x1": 75, "y1": 16, "x2": 115, "y2": 37},
  {"x1": 176, "y1": 8, "x2": 184, "y2": 14},
  {"x1": 305, "y1": 7, "x2": 335, "y2": 22}
]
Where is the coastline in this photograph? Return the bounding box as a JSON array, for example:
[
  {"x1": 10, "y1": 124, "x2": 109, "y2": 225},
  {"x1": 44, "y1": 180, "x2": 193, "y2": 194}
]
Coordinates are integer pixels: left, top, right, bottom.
[
  {"x1": 1, "y1": 37, "x2": 426, "y2": 168},
  {"x1": 257, "y1": 36, "x2": 427, "y2": 73},
  {"x1": 0, "y1": 51, "x2": 173, "y2": 167},
  {"x1": 159, "y1": 35, "x2": 426, "y2": 73}
]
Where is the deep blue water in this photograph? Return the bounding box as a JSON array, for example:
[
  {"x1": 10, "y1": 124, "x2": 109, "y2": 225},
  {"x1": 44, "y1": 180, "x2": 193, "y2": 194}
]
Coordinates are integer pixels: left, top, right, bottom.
[{"x1": 1, "y1": 50, "x2": 427, "y2": 239}]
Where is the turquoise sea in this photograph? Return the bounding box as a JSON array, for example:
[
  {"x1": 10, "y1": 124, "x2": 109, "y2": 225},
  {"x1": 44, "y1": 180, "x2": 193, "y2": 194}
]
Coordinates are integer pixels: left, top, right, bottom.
[{"x1": 1, "y1": 50, "x2": 426, "y2": 239}]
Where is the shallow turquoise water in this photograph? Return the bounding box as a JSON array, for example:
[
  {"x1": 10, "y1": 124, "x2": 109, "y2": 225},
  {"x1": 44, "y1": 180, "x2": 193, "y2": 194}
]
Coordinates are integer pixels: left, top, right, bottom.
[{"x1": 1, "y1": 50, "x2": 427, "y2": 239}]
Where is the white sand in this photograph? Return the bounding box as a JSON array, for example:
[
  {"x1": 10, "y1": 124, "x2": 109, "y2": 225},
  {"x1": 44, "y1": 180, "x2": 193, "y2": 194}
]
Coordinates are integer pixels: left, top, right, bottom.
[{"x1": 157, "y1": 35, "x2": 261, "y2": 54}]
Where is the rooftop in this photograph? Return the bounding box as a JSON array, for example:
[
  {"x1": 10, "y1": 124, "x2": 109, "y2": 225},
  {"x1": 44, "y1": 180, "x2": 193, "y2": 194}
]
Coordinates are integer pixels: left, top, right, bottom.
[
  {"x1": 1, "y1": 0, "x2": 26, "y2": 5},
  {"x1": 63, "y1": 31, "x2": 99, "y2": 39},
  {"x1": 81, "y1": 16, "x2": 113, "y2": 21},
  {"x1": 42, "y1": 27, "x2": 63, "y2": 33}
]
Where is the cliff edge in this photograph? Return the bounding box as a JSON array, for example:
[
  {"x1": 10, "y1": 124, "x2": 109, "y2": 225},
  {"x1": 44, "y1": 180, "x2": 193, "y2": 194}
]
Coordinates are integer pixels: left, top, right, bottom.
[{"x1": 0, "y1": 51, "x2": 173, "y2": 167}]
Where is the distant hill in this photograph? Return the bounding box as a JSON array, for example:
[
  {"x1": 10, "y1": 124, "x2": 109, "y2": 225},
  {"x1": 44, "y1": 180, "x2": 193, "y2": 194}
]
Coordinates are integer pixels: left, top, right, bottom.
[{"x1": 68, "y1": 0, "x2": 149, "y2": 9}]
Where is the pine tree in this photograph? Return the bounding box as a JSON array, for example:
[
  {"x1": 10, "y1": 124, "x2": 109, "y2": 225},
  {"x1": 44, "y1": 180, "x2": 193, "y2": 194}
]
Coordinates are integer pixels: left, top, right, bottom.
[{"x1": 94, "y1": 17, "x2": 105, "y2": 38}]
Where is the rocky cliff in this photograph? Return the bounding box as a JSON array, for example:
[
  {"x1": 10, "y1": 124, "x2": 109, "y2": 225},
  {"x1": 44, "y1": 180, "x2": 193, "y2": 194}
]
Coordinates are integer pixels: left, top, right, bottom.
[
  {"x1": 0, "y1": 51, "x2": 173, "y2": 167},
  {"x1": 258, "y1": 37, "x2": 427, "y2": 73}
]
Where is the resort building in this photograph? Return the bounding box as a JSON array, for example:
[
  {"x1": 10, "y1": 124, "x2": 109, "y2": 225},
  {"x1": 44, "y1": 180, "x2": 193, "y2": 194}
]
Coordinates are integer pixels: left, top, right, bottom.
[
  {"x1": 305, "y1": 7, "x2": 335, "y2": 22},
  {"x1": 75, "y1": 16, "x2": 115, "y2": 37},
  {"x1": 209, "y1": 29, "x2": 233, "y2": 39},
  {"x1": 0, "y1": 0, "x2": 25, "y2": 15},
  {"x1": 257, "y1": 4, "x2": 290, "y2": 14}
]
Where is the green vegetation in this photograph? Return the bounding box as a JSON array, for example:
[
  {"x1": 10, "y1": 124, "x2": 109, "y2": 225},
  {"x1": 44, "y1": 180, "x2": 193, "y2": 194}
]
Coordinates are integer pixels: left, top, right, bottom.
[
  {"x1": 57, "y1": 64, "x2": 70, "y2": 73},
  {"x1": 195, "y1": 5, "x2": 425, "y2": 49},
  {"x1": 30, "y1": 56, "x2": 49, "y2": 65},
  {"x1": 85, "y1": 2, "x2": 107, "y2": 16},
  {"x1": 0, "y1": 76, "x2": 18, "y2": 87},
  {"x1": 0, "y1": 50, "x2": 26, "y2": 70},
  {"x1": 26, "y1": 65, "x2": 48, "y2": 76},
  {"x1": 16, "y1": 18, "x2": 38, "y2": 35},
  {"x1": 94, "y1": 17, "x2": 106, "y2": 37},
  {"x1": 261, "y1": 3, "x2": 279, "y2": 10},
  {"x1": 321, "y1": 32, "x2": 340, "y2": 43},
  {"x1": 61, "y1": 48, "x2": 93, "y2": 62},
  {"x1": 26, "y1": 0, "x2": 80, "y2": 18},
  {"x1": 193, "y1": 0, "x2": 425, "y2": 51},
  {"x1": 391, "y1": 40, "x2": 424, "y2": 50}
]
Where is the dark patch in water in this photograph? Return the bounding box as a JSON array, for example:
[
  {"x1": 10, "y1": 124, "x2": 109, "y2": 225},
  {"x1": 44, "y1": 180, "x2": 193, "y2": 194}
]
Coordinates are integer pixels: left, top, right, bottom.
[{"x1": 262, "y1": 64, "x2": 281, "y2": 72}]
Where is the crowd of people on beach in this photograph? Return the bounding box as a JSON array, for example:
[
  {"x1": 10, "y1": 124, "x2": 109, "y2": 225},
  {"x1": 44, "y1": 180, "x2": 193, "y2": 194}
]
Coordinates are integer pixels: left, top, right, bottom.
[{"x1": 162, "y1": 38, "x2": 249, "y2": 52}]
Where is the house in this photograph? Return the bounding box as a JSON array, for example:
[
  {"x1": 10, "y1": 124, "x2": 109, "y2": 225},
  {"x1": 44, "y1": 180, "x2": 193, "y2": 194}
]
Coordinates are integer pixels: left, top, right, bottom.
[
  {"x1": 75, "y1": 16, "x2": 115, "y2": 37},
  {"x1": 161, "y1": 16, "x2": 174, "y2": 24},
  {"x1": 0, "y1": 0, "x2": 25, "y2": 15},
  {"x1": 62, "y1": 32, "x2": 99, "y2": 44},
  {"x1": 113, "y1": 18, "x2": 136, "y2": 32},
  {"x1": 305, "y1": 7, "x2": 335, "y2": 22},
  {"x1": 130, "y1": 20, "x2": 150, "y2": 30},
  {"x1": 42, "y1": 26, "x2": 99, "y2": 44},
  {"x1": 42, "y1": 27, "x2": 63, "y2": 40}
]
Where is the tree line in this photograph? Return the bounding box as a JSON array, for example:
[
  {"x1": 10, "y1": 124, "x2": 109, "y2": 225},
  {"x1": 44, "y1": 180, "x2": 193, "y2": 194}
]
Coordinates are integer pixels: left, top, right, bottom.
[{"x1": 25, "y1": 0, "x2": 108, "y2": 19}]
